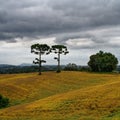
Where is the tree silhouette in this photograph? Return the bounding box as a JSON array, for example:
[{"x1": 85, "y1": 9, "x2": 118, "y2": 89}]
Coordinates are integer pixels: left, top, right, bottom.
[
  {"x1": 31, "y1": 44, "x2": 50, "y2": 75},
  {"x1": 51, "y1": 45, "x2": 69, "y2": 73}
]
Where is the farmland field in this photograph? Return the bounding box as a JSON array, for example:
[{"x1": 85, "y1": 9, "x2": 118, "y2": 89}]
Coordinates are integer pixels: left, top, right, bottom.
[{"x1": 0, "y1": 71, "x2": 120, "y2": 120}]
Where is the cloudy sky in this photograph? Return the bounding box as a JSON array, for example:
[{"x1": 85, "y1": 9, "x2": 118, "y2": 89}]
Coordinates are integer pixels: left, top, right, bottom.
[{"x1": 1, "y1": 0, "x2": 120, "y2": 65}]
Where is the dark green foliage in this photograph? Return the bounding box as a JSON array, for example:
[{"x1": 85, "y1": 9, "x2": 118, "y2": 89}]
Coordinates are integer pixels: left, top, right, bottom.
[
  {"x1": 31, "y1": 44, "x2": 50, "y2": 75},
  {"x1": 79, "y1": 66, "x2": 91, "y2": 72},
  {"x1": 64, "y1": 63, "x2": 78, "y2": 71},
  {"x1": 0, "y1": 94, "x2": 9, "y2": 108},
  {"x1": 51, "y1": 45, "x2": 69, "y2": 73},
  {"x1": 88, "y1": 51, "x2": 118, "y2": 72}
]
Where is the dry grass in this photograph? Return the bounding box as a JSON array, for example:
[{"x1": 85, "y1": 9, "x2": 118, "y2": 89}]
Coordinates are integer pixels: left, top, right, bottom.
[{"x1": 0, "y1": 72, "x2": 120, "y2": 120}]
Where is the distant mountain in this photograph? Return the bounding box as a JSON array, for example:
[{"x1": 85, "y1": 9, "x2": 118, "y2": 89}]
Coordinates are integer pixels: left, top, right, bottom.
[
  {"x1": 0, "y1": 64, "x2": 16, "y2": 68},
  {"x1": 19, "y1": 63, "x2": 34, "y2": 67}
]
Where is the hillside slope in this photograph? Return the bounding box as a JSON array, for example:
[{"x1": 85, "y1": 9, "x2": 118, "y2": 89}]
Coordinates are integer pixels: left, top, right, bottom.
[{"x1": 0, "y1": 72, "x2": 120, "y2": 120}]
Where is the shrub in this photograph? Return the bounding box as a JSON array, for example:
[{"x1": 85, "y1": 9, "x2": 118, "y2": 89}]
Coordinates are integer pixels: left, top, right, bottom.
[{"x1": 0, "y1": 94, "x2": 9, "y2": 108}]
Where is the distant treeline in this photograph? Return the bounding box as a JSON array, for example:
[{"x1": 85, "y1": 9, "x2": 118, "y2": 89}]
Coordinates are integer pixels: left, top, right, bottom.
[
  {"x1": 0, "y1": 64, "x2": 90, "y2": 74},
  {"x1": 0, "y1": 64, "x2": 120, "y2": 74},
  {"x1": 0, "y1": 65, "x2": 64, "y2": 74}
]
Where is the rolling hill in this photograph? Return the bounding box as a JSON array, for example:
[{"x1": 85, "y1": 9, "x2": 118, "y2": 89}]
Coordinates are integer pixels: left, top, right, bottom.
[{"x1": 0, "y1": 72, "x2": 120, "y2": 120}]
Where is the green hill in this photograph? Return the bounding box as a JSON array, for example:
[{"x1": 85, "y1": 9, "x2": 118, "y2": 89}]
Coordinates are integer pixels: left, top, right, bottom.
[{"x1": 0, "y1": 72, "x2": 120, "y2": 120}]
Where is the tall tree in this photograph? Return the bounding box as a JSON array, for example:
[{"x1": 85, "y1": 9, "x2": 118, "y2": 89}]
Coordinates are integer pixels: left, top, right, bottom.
[
  {"x1": 51, "y1": 45, "x2": 69, "y2": 73},
  {"x1": 31, "y1": 44, "x2": 50, "y2": 75},
  {"x1": 88, "y1": 51, "x2": 118, "y2": 72}
]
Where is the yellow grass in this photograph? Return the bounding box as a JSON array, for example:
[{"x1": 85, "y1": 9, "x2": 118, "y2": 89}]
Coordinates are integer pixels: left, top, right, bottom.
[{"x1": 0, "y1": 72, "x2": 120, "y2": 120}]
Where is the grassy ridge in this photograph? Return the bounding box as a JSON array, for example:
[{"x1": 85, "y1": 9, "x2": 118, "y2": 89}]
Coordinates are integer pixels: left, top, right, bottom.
[{"x1": 0, "y1": 72, "x2": 120, "y2": 120}]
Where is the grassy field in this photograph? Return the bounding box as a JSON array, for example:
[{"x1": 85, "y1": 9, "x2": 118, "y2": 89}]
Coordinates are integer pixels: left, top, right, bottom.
[{"x1": 0, "y1": 71, "x2": 120, "y2": 120}]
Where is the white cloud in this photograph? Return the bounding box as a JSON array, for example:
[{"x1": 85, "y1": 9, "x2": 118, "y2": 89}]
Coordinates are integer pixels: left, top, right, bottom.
[
  {"x1": 109, "y1": 37, "x2": 120, "y2": 45},
  {"x1": 66, "y1": 38, "x2": 94, "y2": 48}
]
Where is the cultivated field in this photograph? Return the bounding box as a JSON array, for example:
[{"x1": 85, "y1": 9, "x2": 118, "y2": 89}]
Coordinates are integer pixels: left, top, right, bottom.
[{"x1": 0, "y1": 72, "x2": 120, "y2": 120}]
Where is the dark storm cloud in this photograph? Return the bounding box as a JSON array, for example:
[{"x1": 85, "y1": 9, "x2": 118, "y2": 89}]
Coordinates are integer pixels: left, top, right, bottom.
[{"x1": 0, "y1": 0, "x2": 120, "y2": 49}]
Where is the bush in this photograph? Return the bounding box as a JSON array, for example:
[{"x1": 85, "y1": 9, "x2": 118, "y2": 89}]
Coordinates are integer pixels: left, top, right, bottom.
[{"x1": 0, "y1": 94, "x2": 9, "y2": 108}]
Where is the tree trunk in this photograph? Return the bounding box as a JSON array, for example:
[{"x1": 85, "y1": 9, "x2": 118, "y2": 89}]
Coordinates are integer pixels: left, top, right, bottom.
[
  {"x1": 57, "y1": 53, "x2": 61, "y2": 73},
  {"x1": 39, "y1": 52, "x2": 42, "y2": 75}
]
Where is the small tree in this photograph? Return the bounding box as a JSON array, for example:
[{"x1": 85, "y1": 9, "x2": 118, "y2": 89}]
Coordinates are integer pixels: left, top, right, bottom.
[
  {"x1": 0, "y1": 94, "x2": 9, "y2": 109},
  {"x1": 64, "y1": 63, "x2": 78, "y2": 71},
  {"x1": 88, "y1": 51, "x2": 118, "y2": 72},
  {"x1": 51, "y1": 45, "x2": 69, "y2": 73},
  {"x1": 31, "y1": 44, "x2": 50, "y2": 75}
]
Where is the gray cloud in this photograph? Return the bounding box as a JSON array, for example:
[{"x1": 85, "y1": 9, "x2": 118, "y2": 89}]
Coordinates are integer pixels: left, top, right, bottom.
[{"x1": 0, "y1": 0, "x2": 120, "y2": 43}]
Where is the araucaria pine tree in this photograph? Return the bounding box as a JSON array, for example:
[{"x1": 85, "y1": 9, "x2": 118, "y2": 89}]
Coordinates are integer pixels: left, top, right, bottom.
[
  {"x1": 31, "y1": 44, "x2": 50, "y2": 75},
  {"x1": 51, "y1": 45, "x2": 69, "y2": 73}
]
